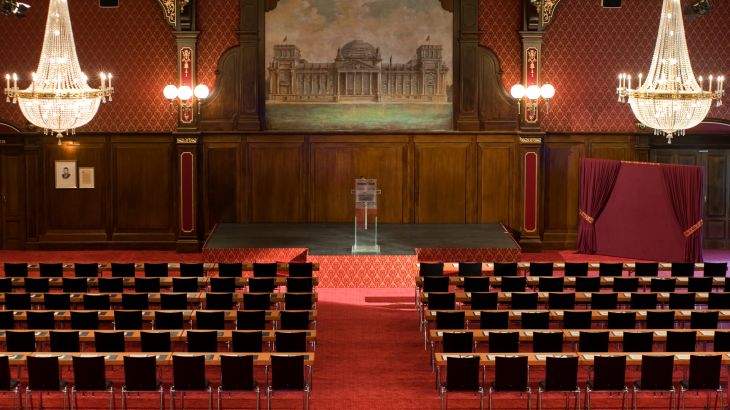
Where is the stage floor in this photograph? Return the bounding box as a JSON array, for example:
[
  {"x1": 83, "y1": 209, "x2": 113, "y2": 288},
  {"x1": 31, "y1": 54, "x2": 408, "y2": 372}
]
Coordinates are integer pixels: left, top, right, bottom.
[{"x1": 204, "y1": 223, "x2": 519, "y2": 256}]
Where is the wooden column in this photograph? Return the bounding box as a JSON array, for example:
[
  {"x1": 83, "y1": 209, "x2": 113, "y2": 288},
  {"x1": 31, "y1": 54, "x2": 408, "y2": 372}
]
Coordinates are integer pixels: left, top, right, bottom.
[
  {"x1": 174, "y1": 31, "x2": 201, "y2": 131},
  {"x1": 519, "y1": 136, "x2": 543, "y2": 250},
  {"x1": 176, "y1": 136, "x2": 200, "y2": 251},
  {"x1": 519, "y1": 31, "x2": 544, "y2": 131}
]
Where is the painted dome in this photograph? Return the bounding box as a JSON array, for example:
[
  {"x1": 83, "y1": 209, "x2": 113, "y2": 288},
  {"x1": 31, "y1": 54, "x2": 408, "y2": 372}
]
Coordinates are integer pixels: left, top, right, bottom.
[{"x1": 340, "y1": 40, "x2": 377, "y2": 60}]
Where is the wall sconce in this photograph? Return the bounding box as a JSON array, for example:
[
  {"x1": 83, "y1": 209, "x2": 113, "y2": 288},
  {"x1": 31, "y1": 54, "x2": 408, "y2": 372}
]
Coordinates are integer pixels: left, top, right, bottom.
[
  {"x1": 510, "y1": 83, "x2": 555, "y2": 114},
  {"x1": 163, "y1": 83, "x2": 209, "y2": 114}
]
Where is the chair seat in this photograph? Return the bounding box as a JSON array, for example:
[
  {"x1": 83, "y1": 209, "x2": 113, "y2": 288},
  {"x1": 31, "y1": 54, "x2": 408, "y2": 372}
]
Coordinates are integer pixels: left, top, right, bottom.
[
  {"x1": 489, "y1": 381, "x2": 529, "y2": 393},
  {"x1": 74, "y1": 379, "x2": 113, "y2": 392},
  {"x1": 173, "y1": 380, "x2": 211, "y2": 391},
  {"x1": 679, "y1": 380, "x2": 722, "y2": 391},
  {"x1": 29, "y1": 379, "x2": 68, "y2": 391},
  {"x1": 124, "y1": 380, "x2": 162, "y2": 391},
  {"x1": 633, "y1": 380, "x2": 675, "y2": 391},
  {"x1": 538, "y1": 381, "x2": 578, "y2": 391},
  {"x1": 587, "y1": 380, "x2": 627, "y2": 391}
]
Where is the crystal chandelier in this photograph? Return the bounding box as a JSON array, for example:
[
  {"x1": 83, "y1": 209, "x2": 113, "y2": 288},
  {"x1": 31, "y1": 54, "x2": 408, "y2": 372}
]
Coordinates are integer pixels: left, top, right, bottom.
[
  {"x1": 4, "y1": 0, "x2": 113, "y2": 145},
  {"x1": 617, "y1": 0, "x2": 723, "y2": 144}
]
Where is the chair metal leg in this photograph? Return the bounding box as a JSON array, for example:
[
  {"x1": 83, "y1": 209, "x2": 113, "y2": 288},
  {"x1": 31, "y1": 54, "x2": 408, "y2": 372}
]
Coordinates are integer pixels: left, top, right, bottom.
[
  {"x1": 171, "y1": 387, "x2": 176, "y2": 410},
  {"x1": 160, "y1": 386, "x2": 165, "y2": 410},
  {"x1": 266, "y1": 386, "x2": 272, "y2": 410},
  {"x1": 576, "y1": 389, "x2": 581, "y2": 410},
  {"x1": 488, "y1": 386, "x2": 493, "y2": 410},
  {"x1": 216, "y1": 387, "x2": 222, "y2": 410},
  {"x1": 586, "y1": 387, "x2": 591, "y2": 410},
  {"x1": 256, "y1": 386, "x2": 261, "y2": 410},
  {"x1": 479, "y1": 387, "x2": 484, "y2": 410},
  {"x1": 440, "y1": 386, "x2": 446, "y2": 410},
  {"x1": 24, "y1": 388, "x2": 31, "y2": 410},
  {"x1": 209, "y1": 386, "x2": 213, "y2": 410},
  {"x1": 121, "y1": 388, "x2": 126, "y2": 410},
  {"x1": 304, "y1": 385, "x2": 310, "y2": 410},
  {"x1": 538, "y1": 388, "x2": 543, "y2": 410}
]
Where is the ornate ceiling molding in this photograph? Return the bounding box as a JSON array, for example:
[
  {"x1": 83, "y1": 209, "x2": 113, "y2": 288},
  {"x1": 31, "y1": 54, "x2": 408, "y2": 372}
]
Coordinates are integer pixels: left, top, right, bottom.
[{"x1": 265, "y1": 0, "x2": 453, "y2": 13}]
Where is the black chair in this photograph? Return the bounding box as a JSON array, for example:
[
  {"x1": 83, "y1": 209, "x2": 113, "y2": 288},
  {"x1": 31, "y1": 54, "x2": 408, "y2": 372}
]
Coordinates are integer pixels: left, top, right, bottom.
[
  {"x1": 493, "y1": 262, "x2": 518, "y2": 277},
  {"x1": 442, "y1": 331, "x2": 473, "y2": 353},
  {"x1": 24, "y1": 277, "x2": 50, "y2": 293},
  {"x1": 62, "y1": 277, "x2": 88, "y2": 293},
  {"x1": 528, "y1": 262, "x2": 553, "y2": 277},
  {"x1": 646, "y1": 310, "x2": 675, "y2": 329},
  {"x1": 633, "y1": 355, "x2": 675, "y2": 409},
  {"x1": 463, "y1": 277, "x2": 490, "y2": 293},
  {"x1": 0, "y1": 278, "x2": 10, "y2": 294},
  {"x1": 141, "y1": 331, "x2": 172, "y2": 352},
  {"x1": 111, "y1": 263, "x2": 135, "y2": 278},
  {"x1": 613, "y1": 277, "x2": 639, "y2": 292},
  {"x1": 24, "y1": 356, "x2": 68, "y2": 410},
  {"x1": 470, "y1": 292, "x2": 498, "y2": 310},
  {"x1": 623, "y1": 331, "x2": 653, "y2": 352},
  {"x1": 458, "y1": 262, "x2": 482, "y2": 277},
  {"x1": 650, "y1": 278, "x2": 676, "y2": 292},
  {"x1": 565, "y1": 262, "x2": 589, "y2": 277},
  {"x1": 419, "y1": 262, "x2": 444, "y2": 277},
  {"x1": 98, "y1": 277, "x2": 124, "y2": 293},
  {"x1": 599, "y1": 263, "x2": 623, "y2": 277},
  {"x1": 286, "y1": 277, "x2": 313, "y2": 293},
  {"x1": 5, "y1": 330, "x2": 35, "y2": 352},
  {"x1": 179, "y1": 263, "x2": 205, "y2": 277},
  {"x1": 44, "y1": 292, "x2": 71, "y2": 310},
  {"x1": 427, "y1": 292, "x2": 456, "y2": 311},
  {"x1": 575, "y1": 276, "x2": 601, "y2": 292},
  {"x1": 479, "y1": 311, "x2": 509, "y2": 330},
  {"x1": 708, "y1": 292, "x2": 730, "y2": 309},
  {"x1": 487, "y1": 331, "x2": 519, "y2": 353},
  {"x1": 122, "y1": 293, "x2": 149, "y2": 310},
  {"x1": 4, "y1": 293, "x2": 30, "y2": 310},
  {"x1": 0, "y1": 311, "x2": 14, "y2": 330},
  {"x1": 579, "y1": 331, "x2": 609, "y2": 352},
  {"x1": 70, "y1": 311, "x2": 99, "y2": 330},
  {"x1": 94, "y1": 331, "x2": 126, "y2": 353},
  {"x1": 285, "y1": 293, "x2": 314, "y2": 311},
  {"x1": 3, "y1": 263, "x2": 28, "y2": 277},
  {"x1": 634, "y1": 262, "x2": 659, "y2": 277},
  {"x1": 71, "y1": 355, "x2": 114, "y2": 410},
  {"x1": 687, "y1": 276, "x2": 713, "y2": 292},
  {"x1": 73, "y1": 263, "x2": 99, "y2": 278},
  {"x1": 27, "y1": 311, "x2": 56, "y2": 330},
  {"x1": 236, "y1": 310, "x2": 266, "y2": 331},
  {"x1": 591, "y1": 292, "x2": 618, "y2": 309},
  {"x1": 510, "y1": 292, "x2": 537, "y2": 310},
  {"x1": 691, "y1": 310, "x2": 719, "y2": 329},
  {"x1": 114, "y1": 310, "x2": 143, "y2": 330},
  {"x1": 143, "y1": 263, "x2": 168, "y2": 278},
  {"x1": 532, "y1": 331, "x2": 564, "y2": 353},
  {"x1": 195, "y1": 311, "x2": 226, "y2": 330},
  {"x1": 547, "y1": 292, "x2": 575, "y2": 310},
  {"x1": 231, "y1": 330, "x2": 264, "y2": 353},
  {"x1": 218, "y1": 263, "x2": 243, "y2": 278},
  {"x1": 668, "y1": 292, "x2": 695, "y2": 310},
  {"x1": 538, "y1": 356, "x2": 580, "y2": 410},
  {"x1": 267, "y1": 355, "x2": 310, "y2": 410},
  {"x1": 154, "y1": 311, "x2": 185, "y2": 330},
  {"x1": 629, "y1": 292, "x2": 657, "y2": 310},
  {"x1": 435, "y1": 311, "x2": 465, "y2": 330},
  {"x1": 83, "y1": 293, "x2": 111, "y2": 310},
  {"x1": 608, "y1": 312, "x2": 636, "y2": 330},
  {"x1": 217, "y1": 355, "x2": 259, "y2": 410},
  {"x1": 714, "y1": 331, "x2": 730, "y2": 352},
  {"x1": 160, "y1": 293, "x2": 188, "y2": 310},
  {"x1": 521, "y1": 312, "x2": 550, "y2": 330},
  {"x1": 563, "y1": 311, "x2": 592, "y2": 330},
  {"x1": 253, "y1": 262, "x2": 278, "y2": 278},
  {"x1": 440, "y1": 355, "x2": 483, "y2": 410},
  {"x1": 500, "y1": 276, "x2": 526, "y2": 292},
  {"x1": 243, "y1": 293, "x2": 271, "y2": 311},
  {"x1": 275, "y1": 331, "x2": 307, "y2": 353},
  {"x1": 280, "y1": 311, "x2": 311, "y2": 331},
  {"x1": 538, "y1": 277, "x2": 564, "y2": 292},
  {"x1": 170, "y1": 355, "x2": 212, "y2": 410},
  {"x1": 39, "y1": 263, "x2": 63, "y2": 278},
  {"x1": 704, "y1": 262, "x2": 728, "y2": 277},
  {"x1": 679, "y1": 355, "x2": 723, "y2": 410},
  {"x1": 172, "y1": 277, "x2": 199, "y2": 293},
  {"x1": 206, "y1": 292, "x2": 235, "y2": 310},
  {"x1": 187, "y1": 330, "x2": 219, "y2": 353},
  {"x1": 671, "y1": 262, "x2": 694, "y2": 277},
  {"x1": 489, "y1": 355, "x2": 531, "y2": 410},
  {"x1": 210, "y1": 277, "x2": 236, "y2": 293},
  {"x1": 121, "y1": 355, "x2": 164, "y2": 410},
  {"x1": 666, "y1": 331, "x2": 697, "y2": 352},
  {"x1": 586, "y1": 355, "x2": 628, "y2": 410},
  {"x1": 50, "y1": 330, "x2": 80, "y2": 352},
  {"x1": 288, "y1": 262, "x2": 313, "y2": 278},
  {"x1": 134, "y1": 277, "x2": 161, "y2": 293},
  {"x1": 0, "y1": 356, "x2": 19, "y2": 409},
  {"x1": 248, "y1": 277, "x2": 276, "y2": 293}
]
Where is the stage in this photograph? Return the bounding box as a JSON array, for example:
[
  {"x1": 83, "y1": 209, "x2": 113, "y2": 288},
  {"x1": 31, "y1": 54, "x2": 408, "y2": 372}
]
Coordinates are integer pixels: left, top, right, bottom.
[{"x1": 203, "y1": 223, "x2": 521, "y2": 287}]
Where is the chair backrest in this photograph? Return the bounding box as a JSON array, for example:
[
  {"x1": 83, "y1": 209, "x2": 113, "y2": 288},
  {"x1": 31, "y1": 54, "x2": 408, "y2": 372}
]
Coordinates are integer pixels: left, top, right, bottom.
[
  {"x1": 220, "y1": 355, "x2": 255, "y2": 391},
  {"x1": 445, "y1": 356, "x2": 480, "y2": 392},
  {"x1": 463, "y1": 277, "x2": 490, "y2": 293},
  {"x1": 598, "y1": 263, "x2": 623, "y2": 277},
  {"x1": 25, "y1": 277, "x2": 50, "y2": 293},
  {"x1": 195, "y1": 311, "x2": 226, "y2": 330},
  {"x1": 422, "y1": 276, "x2": 449, "y2": 293},
  {"x1": 0, "y1": 311, "x2": 14, "y2": 330},
  {"x1": 271, "y1": 355, "x2": 305, "y2": 390},
  {"x1": 547, "y1": 292, "x2": 575, "y2": 310},
  {"x1": 612, "y1": 277, "x2": 639, "y2": 292},
  {"x1": 141, "y1": 331, "x2": 172, "y2": 352},
  {"x1": 62, "y1": 277, "x2": 88, "y2": 293},
  {"x1": 154, "y1": 311, "x2": 184, "y2": 330},
  {"x1": 532, "y1": 331, "x2": 564, "y2": 353},
  {"x1": 94, "y1": 331, "x2": 126, "y2": 352},
  {"x1": 488, "y1": 331, "x2": 519, "y2": 353},
  {"x1": 418, "y1": 262, "x2": 443, "y2": 277},
  {"x1": 4, "y1": 292, "x2": 31, "y2": 310},
  {"x1": 493, "y1": 355, "x2": 529, "y2": 391},
  {"x1": 521, "y1": 312, "x2": 550, "y2": 329},
  {"x1": 607, "y1": 311, "x2": 636, "y2": 330},
  {"x1": 97, "y1": 277, "x2": 123, "y2": 293},
  {"x1": 114, "y1": 310, "x2": 143, "y2": 330},
  {"x1": 634, "y1": 262, "x2": 659, "y2": 277},
  {"x1": 687, "y1": 355, "x2": 722, "y2": 390},
  {"x1": 252, "y1": 262, "x2": 278, "y2": 278},
  {"x1": 565, "y1": 262, "x2": 589, "y2": 277},
  {"x1": 160, "y1": 293, "x2": 188, "y2": 310},
  {"x1": 44, "y1": 292, "x2": 71, "y2": 310},
  {"x1": 3, "y1": 262, "x2": 28, "y2": 277},
  {"x1": 83, "y1": 293, "x2": 111, "y2": 310},
  {"x1": 111, "y1": 263, "x2": 135, "y2": 278},
  {"x1": 39, "y1": 263, "x2": 63, "y2": 278},
  {"x1": 27, "y1": 356, "x2": 61, "y2": 390},
  {"x1": 50, "y1": 330, "x2": 80, "y2": 352},
  {"x1": 592, "y1": 355, "x2": 626, "y2": 390},
  {"x1": 231, "y1": 331, "x2": 264, "y2": 352},
  {"x1": 668, "y1": 292, "x2": 695, "y2": 310},
  {"x1": 72, "y1": 355, "x2": 107, "y2": 391},
  {"x1": 172, "y1": 355, "x2": 207, "y2": 390},
  {"x1": 6, "y1": 330, "x2": 35, "y2": 352},
  {"x1": 590, "y1": 292, "x2": 618, "y2": 309},
  {"x1": 144, "y1": 263, "x2": 168, "y2": 278},
  {"x1": 510, "y1": 292, "x2": 538, "y2": 310},
  {"x1": 714, "y1": 331, "x2": 730, "y2": 352},
  {"x1": 666, "y1": 331, "x2": 697, "y2": 352},
  {"x1": 528, "y1": 262, "x2": 553, "y2": 277},
  {"x1": 435, "y1": 311, "x2": 465, "y2": 330},
  {"x1": 286, "y1": 277, "x2": 313, "y2": 293},
  {"x1": 27, "y1": 311, "x2": 56, "y2": 330},
  {"x1": 708, "y1": 292, "x2": 730, "y2": 309},
  {"x1": 288, "y1": 262, "x2": 313, "y2": 278},
  {"x1": 172, "y1": 277, "x2": 199, "y2": 292},
  {"x1": 218, "y1": 263, "x2": 243, "y2": 278},
  {"x1": 639, "y1": 355, "x2": 674, "y2": 389},
  {"x1": 206, "y1": 292, "x2": 234, "y2": 310},
  {"x1": 704, "y1": 262, "x2": 728, "y2": 277},
  {"x1": 179, "y1": 263, "x2": 205, "y2": 277},
  {"x1": 0, "y1": 356, "x2": 11, "y2": 390},
  {"x1": 458, "y1": 262, "x2": 483, "y2": 277},
  {"x1": 687, "y1": 276, "x2": 713, "y2": 293},
  {"x1": 285, "y1": 293, "x2": 314, "y2": 310},
  {"x1": 249, "y1": 277, "x2": 276, "y2": 293},
  {"x1": 237, "y1": 310, "x2": 266, "y2": 330},
  {"x1": 578, "y1": 331, "x2": 609, "y2": 352},
  {"x1": 629, "y1": 292, "x2": 658, "y2": 310},
  {"x1": 427, "y1": 292, "x2": 456, "y2": 310},
  {"x1": 280, "y1": 311, "x2": 310, "y2": 330},
  {"x1": 74, "y1": 263, "x2": 99, "y2": 278},
  {"x1": 122, "y1": 293, "x2": 149, "y2": 310},
  {"x1": 275, "y1": 331, "x2": 307, "y2": 353},
  {"x1": 538, "y1": 277, "x2": 564, "y2": 292},
  {"x1": 187, "y1": 330, "x2": 219, "y2": 352},
  {"x1": 544, "y1": 356, "x2": 579, "y2": 391},
  {"x1": 650, "y1": 278, "x2": 676, "y2": 293},
  {"x1": 442, "y1": 331, "x2": 473, "y2": 353},
  {"x1": 123, "y1": 355, "x2": 158, "y2": 391},
  {"x1": 670, "y1": 262, "x2": 694, "y2": 277},
  {"x1": 563, "y1": 311, "x2": 592, "y2": 330},
  {"x1": 134, "y1": 277, "x2": 161, "y2": 293},
  {"x1": 493, "y1": 262, "x2": 518, "y2": 277},
  {"x1": 471, "y1": 292, "x2": 498, "y2": 310},
  {"x1": 500, "y1": 276, "x2": 526, "y2": 292},
  {"x1": 0, "y1": 278, "x2": 10, "y2": 294},
  {"x1": 243, "y1": 293, "x2": 271, "y2": 310},
  {"x1": 479, "y1": 311, "x2": 509, "y2": 330},
  {"x1": 691, "y1": 310, "x2": 719, "y2": 329},
  {"x1": 622, "y1": 331, "x2": 654, "y2": 352},
  {"x1": 210, "y1": 277, "x2": 236, "y2": 293},
  {"x1": 573, "y1": 276, "x2": 599, "y2": 292}
]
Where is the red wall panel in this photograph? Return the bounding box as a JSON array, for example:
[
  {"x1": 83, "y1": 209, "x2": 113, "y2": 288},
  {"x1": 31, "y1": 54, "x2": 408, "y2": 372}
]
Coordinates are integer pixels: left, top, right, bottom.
[
  {"x1": 479, "y1": 0, "x2": 522, "y2": 90},
  {"x1": 197, "y1": 0, "x2": 240, "y2": 90}
]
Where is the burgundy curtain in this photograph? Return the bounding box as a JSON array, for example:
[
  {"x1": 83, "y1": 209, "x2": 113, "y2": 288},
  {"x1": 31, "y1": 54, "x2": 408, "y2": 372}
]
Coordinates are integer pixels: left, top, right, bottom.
[
  {"x1": 577, "y1": 158, "x2": 622, "y2": 254},
  {"x1": 662, "y1": 164, "x2": 704, "y2": 262}
]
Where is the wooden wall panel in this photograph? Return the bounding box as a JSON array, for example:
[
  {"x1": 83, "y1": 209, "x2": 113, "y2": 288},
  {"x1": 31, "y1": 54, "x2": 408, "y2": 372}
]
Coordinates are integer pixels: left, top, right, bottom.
[
  {"x1": 588, "y1": 136, "x2": 634, "y2": 161},
  {"x1": 477, "y1": 137, "x2": 517, "y2": 226},
  {"x1": 310, "y1": 145, "x2": 354, "y2": 223},
  {"x1": 0, "y1": 148, "x2": 25, "y2": 248},
  {"x1": 248, "y1": 138, "x2": 305, "y2": 222},
  {"x1": 705, "y1": 152, "x2": 727, "y2": 246},
  {"x1": 203, "y1": 138, "x2": 243, "y2": 234}
]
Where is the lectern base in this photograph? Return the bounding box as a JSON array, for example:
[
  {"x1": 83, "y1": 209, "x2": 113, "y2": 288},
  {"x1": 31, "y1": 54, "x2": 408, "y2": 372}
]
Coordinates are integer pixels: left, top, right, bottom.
[{"x1": 351, "y1": 244, "x2": 381, "y2": 254}]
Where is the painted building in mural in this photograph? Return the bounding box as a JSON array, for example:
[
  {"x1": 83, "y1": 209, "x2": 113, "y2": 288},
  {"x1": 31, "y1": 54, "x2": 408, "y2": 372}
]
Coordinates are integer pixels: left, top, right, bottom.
[{"x1": 267, "y1": 40, "x2": 449, "y2": 103}]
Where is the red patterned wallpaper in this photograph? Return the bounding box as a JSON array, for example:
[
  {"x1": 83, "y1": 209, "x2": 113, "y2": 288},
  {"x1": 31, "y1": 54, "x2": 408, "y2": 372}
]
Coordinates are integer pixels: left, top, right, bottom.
[
  {"x1": 479, "y1": 0, "x2": 522, "y2": 90},
  {"x1": 197, "y1": 0, "x2": 240, "y2": 90},
  {"x1": 542, "y1": 0, "x2": 730, "y2": 133}
]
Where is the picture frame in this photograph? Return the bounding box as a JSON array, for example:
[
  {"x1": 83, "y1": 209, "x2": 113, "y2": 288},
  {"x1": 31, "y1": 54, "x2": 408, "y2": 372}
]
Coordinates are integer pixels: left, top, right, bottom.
[
  {"x1": 54, "y1": 160, "x2": 77, "y2": 189},
  {"x1": 79, "y1": 167, "x2": 95, "y2": 189}
]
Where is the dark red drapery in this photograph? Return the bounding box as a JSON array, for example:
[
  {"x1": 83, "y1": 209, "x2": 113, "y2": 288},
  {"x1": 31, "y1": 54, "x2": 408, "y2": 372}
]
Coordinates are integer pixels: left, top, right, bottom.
[
  {"x1": 662, "y1": 164, "x2": 704, "y2": 262},
  {"x1": 576, "y1": 158, "x2": 622, "y2": 254}
]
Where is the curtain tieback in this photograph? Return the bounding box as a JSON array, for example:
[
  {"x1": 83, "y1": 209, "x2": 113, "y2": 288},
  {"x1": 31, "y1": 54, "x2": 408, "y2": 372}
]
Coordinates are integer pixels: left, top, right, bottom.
[
  {"x1": 683, "y1": 219, "x2": 703, "y2": 238},
  {"x1": 579, "y1": 209, "x2": 595, "y2": 224}
]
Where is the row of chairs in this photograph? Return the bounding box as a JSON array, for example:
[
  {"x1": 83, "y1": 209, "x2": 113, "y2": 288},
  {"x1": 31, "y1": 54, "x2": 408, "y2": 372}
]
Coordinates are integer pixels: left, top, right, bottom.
[{"x1": 440, "y1": 354, "x2": 721, "y2": 410}]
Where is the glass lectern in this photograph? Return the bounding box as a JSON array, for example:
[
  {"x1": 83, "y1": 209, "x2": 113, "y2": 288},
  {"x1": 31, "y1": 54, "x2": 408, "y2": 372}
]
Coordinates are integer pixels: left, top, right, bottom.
[{"x1": 352, "y1": 178, "x2": 381, "y2": 254}]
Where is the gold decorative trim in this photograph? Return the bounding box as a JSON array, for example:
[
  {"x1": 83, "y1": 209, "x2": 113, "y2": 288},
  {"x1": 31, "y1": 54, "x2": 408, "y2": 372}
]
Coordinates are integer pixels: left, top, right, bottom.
[
  {"x1": 157, "y1": 0, "x2": 176, "y2": 26},
  {"x1": 176, "y1": 137, "x2": 198, "y2": 144},
  {"x1": 542, "y1": 0, "x2": 562, "y2": 26},
  {"x1": 519, "y1": 137, "x2": 542, "y2": 144},
  {"x1": 684, "y1": 220, "x2": 703, "y2": 238}
]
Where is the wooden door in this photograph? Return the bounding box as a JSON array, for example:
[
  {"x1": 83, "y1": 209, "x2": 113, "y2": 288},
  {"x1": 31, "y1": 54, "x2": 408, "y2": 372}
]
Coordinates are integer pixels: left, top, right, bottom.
[{"x1": 0, "y1": 149, "x2": 25, "y2": 248}]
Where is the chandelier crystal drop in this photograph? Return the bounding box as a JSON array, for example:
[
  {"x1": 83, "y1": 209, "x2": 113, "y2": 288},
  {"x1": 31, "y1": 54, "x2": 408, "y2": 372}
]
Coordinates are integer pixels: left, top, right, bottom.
[
  {"x1": 4, "y1": 0, "x2": 113, "y2": 144},
  {"x1": 617, "y1": 0, "x2": 723, "y2": 144}
]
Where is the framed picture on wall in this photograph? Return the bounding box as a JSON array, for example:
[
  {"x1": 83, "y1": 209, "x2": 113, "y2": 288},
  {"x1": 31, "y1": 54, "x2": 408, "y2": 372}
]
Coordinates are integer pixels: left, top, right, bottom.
[
  {"x1": 79, "y1": 167, "x2": 95, "y2": 189},
  {"x1": 55, "y1": 160, "x2": 77, "y2": 189}
]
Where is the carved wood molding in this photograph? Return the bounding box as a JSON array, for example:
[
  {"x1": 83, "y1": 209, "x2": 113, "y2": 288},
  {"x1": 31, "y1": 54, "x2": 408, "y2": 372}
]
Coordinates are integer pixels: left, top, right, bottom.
[
  {"x1": 266, "y1": 0, "x2": 453, "y2": 12},
  {"x1": 531, "y1": 0, "x2": 563, "y2": 28},
  {"x1": 157, "y1": 0, "x2": 177, "y2": 26}
]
